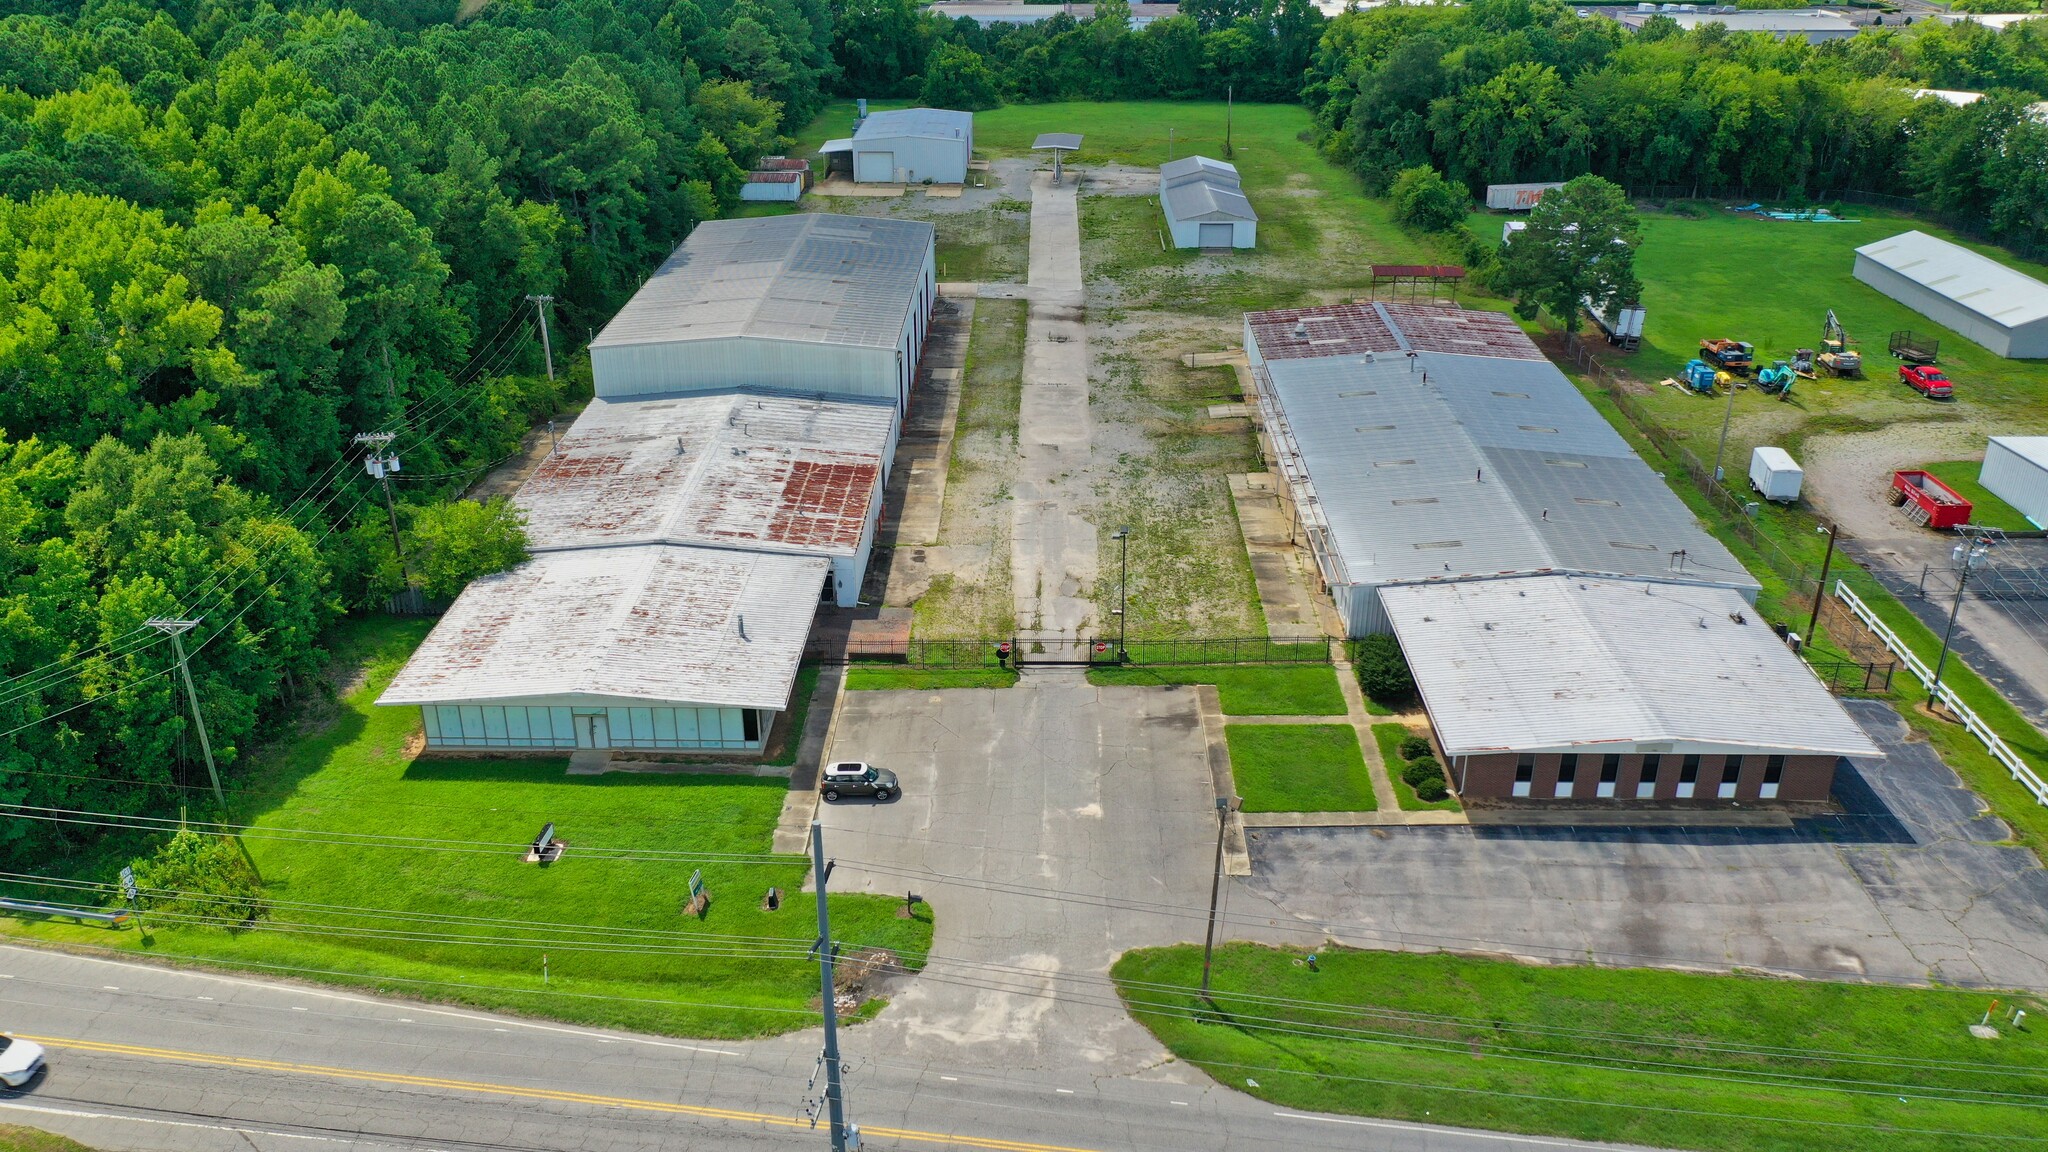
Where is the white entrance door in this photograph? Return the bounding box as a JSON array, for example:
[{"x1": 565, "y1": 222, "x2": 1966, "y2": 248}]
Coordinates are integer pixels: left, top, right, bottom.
[
  {"x1": 1198, "y1": 222, "x2": 1233, "y2": 249},
  {"x1": 854, "y1": 151, "x2": 895, "y2": 183},
  {"x1": 577, "y1": 713, "x2": 610, "y2": 749}
]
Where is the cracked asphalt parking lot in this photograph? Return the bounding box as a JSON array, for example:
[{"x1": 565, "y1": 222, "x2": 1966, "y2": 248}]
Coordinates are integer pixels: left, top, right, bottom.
[
  {"x1": 1248, "y1": 700, "x2": 2048, "y2": 989},
  {"x1": 819, "y1": 674, "x2": 1295, "y2": 1078}
]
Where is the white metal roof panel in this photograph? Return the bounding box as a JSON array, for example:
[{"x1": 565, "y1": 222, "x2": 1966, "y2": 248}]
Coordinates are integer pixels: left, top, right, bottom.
[
  {"x1": 1856, "y1": 230, "x2": 2048, "y2": 328},
  {"x1": 1991, "y1": 436, "x2": 2048, "y2": 470},
  {"x1": 515, "y1": 390, "x2": 894, "y2": 558},
  {"x1": 591, "y1": 214, "x2": 934, "y2": 352},
  {"x1": 376, "y1": 546, "x2": 828, "y2": 711},
  {"x1": 856, "y1": 108, "x2": 972, "y2": 142},
  {"x1": 1163, "y1": 179, "x2": 1258, "y2": 223},
  {"x1": 1161, "y1": 155, "x2": 1240, "y2": 188},
  {"x1": 1381, "y1": 576, "x2": 1881, "y2": 759}
]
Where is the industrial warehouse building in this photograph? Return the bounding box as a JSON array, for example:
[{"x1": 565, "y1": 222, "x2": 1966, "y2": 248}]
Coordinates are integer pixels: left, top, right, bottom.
[
  {"x1": 1159, "y1": 156, "x2": 1257, "y2": 249},
  {"x1": 1853, "y1": 230, "x2": 2048, "y2": 358},
  {"x1": 381, "y1": 212, "x2": 930, "y2": 754},
  {"x1": 1244, "y1": 300, "x2": 1878, "y2": 803},
  {"x1": 1982, "y1": 436, "x2": 2048, "y2": 528},
  {"x1": 589, "y1": 213, "x2": 937, "y2": 411},
  {"x1": 821, "y1": 107, "x2": 973, "y2": 185},
  {"x1": 1614, "y1": 8, "x2": 1861, "y2": 42}
]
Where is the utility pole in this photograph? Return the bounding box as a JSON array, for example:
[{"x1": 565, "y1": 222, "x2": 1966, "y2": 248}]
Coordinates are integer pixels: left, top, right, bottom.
[
  {"x1": 1711, "y1": 374, "x2": 1737, "y2": 484},
  {"x1": 810, "y1": 820, "x2": 858, "y2": 1152},
  {"x1": 146, "y1": 619, "x2": 223, "y2": 807},
  {"x1": 1225, "y1": 86, "x2": 1234, "y2": 159},
  {"x1": 1199, "y1": 795, "x2": 1234, "y2": 1000},
  {"x1": 355, "y1": 432, "x2": 412, "y2": 587},
  {"x1": 525, "y1": 294, "x2": 556, "y2": 381},
  {"x1": 1805, "y1": 522, "x2": 1837, "y2": 647},
  {"x1": 1112, "y1": 527, "x2": 1130, "y2": 661},
  {"x1": 1929, "y1": 530, "x2": 1992, "y2": 712}
]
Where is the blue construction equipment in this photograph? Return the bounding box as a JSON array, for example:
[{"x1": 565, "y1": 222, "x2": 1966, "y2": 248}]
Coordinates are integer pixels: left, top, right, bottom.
[
  {"x1": 1756, "y1": 360, "x2": 1796, "y2": 398},
  {"x1": 1680, "y1": 359, "x2": 1719, "y2": 394}
]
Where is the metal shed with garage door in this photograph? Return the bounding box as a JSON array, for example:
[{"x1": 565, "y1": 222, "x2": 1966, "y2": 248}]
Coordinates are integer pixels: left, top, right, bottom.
[
  {"x1": 1159, "y1": 155, "x2": 1257, "y2": 249},
  {"x1": 838, "y1": 107, "x2": 973, "y2": 184},
  {"x1": 1854, "y1": 230, "x2": 2048, "y2": 358}
]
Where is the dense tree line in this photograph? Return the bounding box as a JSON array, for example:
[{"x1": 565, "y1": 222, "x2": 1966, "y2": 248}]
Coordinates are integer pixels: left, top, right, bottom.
[
  {"x1": 0, "y1": 0, "x2": 820, "y2": 863},
  {"x1": 1304, "y1": 0, "x2": 2048, "y2": 255}
]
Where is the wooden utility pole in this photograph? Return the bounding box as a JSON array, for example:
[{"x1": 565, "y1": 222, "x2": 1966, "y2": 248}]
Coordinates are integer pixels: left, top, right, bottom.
[
  {"x1": 146, "y1": 619, "x2": 223, "y2": 806},
  {"x1": 525, "y1": 294, "x2": 556, "y2": 381},
  {"x1": 810, "y1": 819, "x2": 859, "y2": 1151},
  {"x1": 355, "y1": 432, "x2": 412, "y2": 587}
]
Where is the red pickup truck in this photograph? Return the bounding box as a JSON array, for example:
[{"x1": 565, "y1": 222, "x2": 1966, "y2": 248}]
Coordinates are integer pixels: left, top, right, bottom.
[{"x1": 1900, "y1": 364, "x2": 1954, "y2": 400}]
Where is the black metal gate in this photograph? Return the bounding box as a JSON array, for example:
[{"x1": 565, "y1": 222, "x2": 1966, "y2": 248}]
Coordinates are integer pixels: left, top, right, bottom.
[{"x1": 1009, "y1": 634, "x2": 1115, "y2": 666}]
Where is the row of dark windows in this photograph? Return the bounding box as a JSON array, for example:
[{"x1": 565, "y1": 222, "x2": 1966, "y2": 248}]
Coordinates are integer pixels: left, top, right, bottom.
[{"x1": 1513, "y1": 753, "x2": 1786, "y2": 785}]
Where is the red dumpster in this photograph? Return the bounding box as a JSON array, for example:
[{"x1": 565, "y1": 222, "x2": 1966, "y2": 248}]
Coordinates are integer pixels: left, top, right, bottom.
[{"x1": 1891, "y1": 470, "x2": 1974, "y2": 529}]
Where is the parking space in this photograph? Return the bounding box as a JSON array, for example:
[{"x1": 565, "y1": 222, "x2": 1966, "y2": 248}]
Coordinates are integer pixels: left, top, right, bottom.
[{"x1": 1243, "y1": 700, "x2": 2048, "y2": 989}]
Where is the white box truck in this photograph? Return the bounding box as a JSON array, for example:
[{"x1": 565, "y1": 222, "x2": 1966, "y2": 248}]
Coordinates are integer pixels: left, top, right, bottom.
[{"x1": 1749, "y1": 446, "x2": 1803, "y2": 504}]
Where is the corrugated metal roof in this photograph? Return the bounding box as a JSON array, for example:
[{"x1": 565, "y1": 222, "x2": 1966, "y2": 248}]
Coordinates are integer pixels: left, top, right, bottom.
[
  {"x1": 1033, "y1": 132, "x2": 1083, "y2": 151},
  {"x1": 376, "y1": 545, "x2": 828, "y2": 711},
  {"x1": 515, "y1": 390, "x2": 893, "y2": 557},
  {"x1": 1163, "y1": 179, "x2": 1258, "y2": 223},
  {"x1": 1161, "y1": 155, "x2": 1239, "y2": 188},
  {"x1": 1380, "y1": 576, "x2": 1881, "y2": 759},
  {"x1": 1257, "y1": 344, "x2": 1754, "y2": 590},
  {"x1": 1856, "y1": 230, "x2": 2048, "y2": 328},
  {"x1": 590, "y1": 214, "x2": 934, "y2": 352},
  {"x1": 1991, "y1": 435, "x2": 2048, "y2": 470},
  {"x1": 1249, "y1": 302, "x2": 1542, "y2": 363},
  {"x1": 856, "y1": 108, "x2": 972, "y2": 142}
]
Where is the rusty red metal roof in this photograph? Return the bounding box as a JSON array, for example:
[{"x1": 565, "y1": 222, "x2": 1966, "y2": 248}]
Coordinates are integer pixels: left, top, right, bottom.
[
  {"x1": 1247, "y1": 301, "x2": 1540, "y2": 363},
  {"x1": 746, "y1": 170, "x2": 803, "y2": 183},
  {"x1": 1370, "y1": 264, "x2": 1467, "y2": 279}
]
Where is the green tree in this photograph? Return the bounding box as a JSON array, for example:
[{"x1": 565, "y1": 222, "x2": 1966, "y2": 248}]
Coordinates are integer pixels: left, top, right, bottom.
[
  {"x1": 405, "y1": 497, "x2": 529, "y2": 599},
  {"x1": 921, "y1": 43, "x2": 1002, "y2": 111},
  {"x1": 1493, "y1": 174, "x2": 1640, "y2": 334},
  {"x1": 1388, "y1": 165, "x2": 1467, "y2": 231}
]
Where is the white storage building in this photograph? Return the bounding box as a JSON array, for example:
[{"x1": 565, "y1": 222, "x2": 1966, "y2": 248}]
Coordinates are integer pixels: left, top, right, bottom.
[
  {"x1": 1853, "y1": 230, "x2": 2048, "y2": 359},
  {"x1": 822, "y1": 108, "x2": 973, "y2": 185},
  {"x1": 589, "y1": 214, "x2": 936, "y2": 412},
  {"x1": 1243, "y1": 301, "x2": 1755, "y2": 636},
  {"x1": 1982, "y1": 437, "x2": 2048, "y2": 528},
  {"x1": 1160, "y1": 155, "x2": 1257, "y2": 250},
  {"x1": 516, "y1": 390, "x2": 898, "y2": 607}
]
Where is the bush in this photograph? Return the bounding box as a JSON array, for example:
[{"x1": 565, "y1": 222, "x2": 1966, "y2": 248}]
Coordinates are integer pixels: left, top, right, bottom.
[
  {"x1": 131, "y1": 830, "x2": 265, "y2": 927},
  {"x1": 1414, "y1": 777, "x2": 1451, "y2": 802},
  {"x1": 1398, "y1": 735, "x2": 1433, "y2": 761},
  {"x1": 1401, "y1": 756, "x2": 1443, "y2": 788},
  {"x1": 1389, "y1": 165, "x2": 1468, "y2": 233},
  {"x1": 1355, "y1": 634, "x2": 1415, "y2": 702}
]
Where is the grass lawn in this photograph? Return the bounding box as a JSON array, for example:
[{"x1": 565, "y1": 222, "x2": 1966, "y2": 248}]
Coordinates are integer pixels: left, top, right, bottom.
[
  {"x1": 0, "y1": 617, "x2": 931, "y2": 1039},
  {"x1": 1922, "y1": 460, "x2": 2039, "y2": 531},
  {"x1": 845, "y1": 666, "x2": 1018, "y2": 690},
  {"x1": 914, "y1": 297, "x2": 1023, "y2": 637},
  {"x1": 1224, "y1": 724, "x2": 1374, "y2": 812},
  {"x1": 1112, "y1": 945, "x2": 2048, "y2": 1152},
  {"x1": 1371, "y1": 721, "x2": 1460, "y2": 812},
  {"x1": 1088, "y1": 664, "x2": 1344, "y2": 715},
  {"x1": 0, "y1": 1127, "x2": 97, "y2": 1152}
]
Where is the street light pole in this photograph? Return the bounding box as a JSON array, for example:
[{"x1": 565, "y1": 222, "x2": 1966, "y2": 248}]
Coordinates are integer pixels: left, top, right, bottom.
[
  {"x1": 1199, "y1": 795, "x2": 1233, "y2": 1000},
  {"x1": 1711, "y1": 374, "x2": 1737, "y2": 485},
  {"x1": 1805, "y1": 522, "x2": 1837, "y2": 647},
  {"x1": 1112, "y1": 527, "x2": 1130, "y2": 661},
  {"x1": 1929, "y1": 531, "x2": 1992, "y2": 712}
]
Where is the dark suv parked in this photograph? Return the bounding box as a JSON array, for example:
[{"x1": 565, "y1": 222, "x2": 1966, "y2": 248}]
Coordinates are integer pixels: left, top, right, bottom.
[{"x1": 820, "y1": 761, "x2": 898, "y2": 802}]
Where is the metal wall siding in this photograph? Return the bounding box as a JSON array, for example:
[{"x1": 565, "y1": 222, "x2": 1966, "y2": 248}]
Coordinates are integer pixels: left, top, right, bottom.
[
  {"x1": 1983, "y1": 438, "x2": 2048, "y2": 525},
  {"x1": 592, "y1": 339, "x2": 899, "y2": 402}
]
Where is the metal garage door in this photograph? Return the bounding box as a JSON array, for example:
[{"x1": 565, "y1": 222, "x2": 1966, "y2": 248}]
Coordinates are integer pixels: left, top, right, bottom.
[
  {"x1": 1198, "y1": 223, "x2": 1233, "y2": 249},
  {"x1": 854, "y1": 151, "x2": 895, "y2": 183}
]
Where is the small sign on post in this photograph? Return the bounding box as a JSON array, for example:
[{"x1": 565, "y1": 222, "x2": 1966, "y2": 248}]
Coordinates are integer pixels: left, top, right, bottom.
[
  {"x1": 685, "y1": 868, "x2": 710, "y2": 918},
  {"x1": 119, "y1": 866, "x2": 138, "y2": 903}
]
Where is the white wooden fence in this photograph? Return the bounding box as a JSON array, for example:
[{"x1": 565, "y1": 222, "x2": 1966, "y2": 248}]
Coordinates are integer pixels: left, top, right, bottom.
[{"x1": 1835, "y1": 581, "x2": 2048, "y2": 806}]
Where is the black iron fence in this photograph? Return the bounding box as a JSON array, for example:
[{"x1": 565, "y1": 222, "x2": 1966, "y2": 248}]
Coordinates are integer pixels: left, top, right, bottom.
[
  {"x1": 806, "y1": 635, "x2": 1331, "y2": 668},
  {"x1": 1805, "y1": 656, "x2": 1896, "y2": 696}
]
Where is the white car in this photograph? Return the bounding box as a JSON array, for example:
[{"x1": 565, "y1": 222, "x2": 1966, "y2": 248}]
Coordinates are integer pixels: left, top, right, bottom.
[{"x1": 0, "y1": 1035, "x2": 44, "y2": 1087}]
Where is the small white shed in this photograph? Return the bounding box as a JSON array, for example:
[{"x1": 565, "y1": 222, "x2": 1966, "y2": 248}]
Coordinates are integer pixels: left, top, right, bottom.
[
  {"x1": 739, "y1": 171, "x2": 803, "y2": 202},
  {"x1": 1982, "y1": 436, "x2": 2048, "y2": 527},
  {"x1": 836, "y1": 108, "x2": 974, "y2": 185},
  {"x1": 1159, "y1": 155, "x2": 1257, "y2": 250}
]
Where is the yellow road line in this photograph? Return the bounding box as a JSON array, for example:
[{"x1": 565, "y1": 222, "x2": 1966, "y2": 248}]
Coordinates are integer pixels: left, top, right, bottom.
[{"x1": 25, "y1": 1034, "x2": 1103, "y2": 1152}]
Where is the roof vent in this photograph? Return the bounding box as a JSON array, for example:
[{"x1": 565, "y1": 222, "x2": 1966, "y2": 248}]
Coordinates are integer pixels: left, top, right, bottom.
[{"x1": 1293, "y1": 319, "x2": 1308, "y2": 339}]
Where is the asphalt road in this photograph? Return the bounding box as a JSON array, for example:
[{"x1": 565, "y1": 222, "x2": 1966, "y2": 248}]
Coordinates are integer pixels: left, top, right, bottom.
[{"x1": 0, "y1": 944, "x2": 1662, "y2": 1152}]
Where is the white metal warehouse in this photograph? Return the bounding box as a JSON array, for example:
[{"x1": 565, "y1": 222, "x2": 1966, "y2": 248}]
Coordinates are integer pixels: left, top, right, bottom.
[
  {"x1": 1982, "y1": 437, "x2": 2048, "y2": 527},
  {"x1": 1243, "y1": 301, "x2": 1755, "y2": 636},
  {"x1": 588, "y1": 213, "x2": 937, "y2": 411},
  {"x1": 1159, "y1": 155, "x2": 1257, "y2": 249},
  {"x1": 1853, "y1": 230, "x2": 2048, "y2": 358},
  {"x1": 378, "y1": 546, "x2": 826, "y2": 753},
  {"x1": 515, "y1": 390, "x2": 898, "y2": 607},
  {"x1": 821, "y1": 108, "x2": 973, "y2": 185}
]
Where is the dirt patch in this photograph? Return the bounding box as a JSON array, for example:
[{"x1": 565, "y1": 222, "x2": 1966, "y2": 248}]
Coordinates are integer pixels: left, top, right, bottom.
[{"x1": 1802, "y1": 423, "x2": 1991, "y2": 565}]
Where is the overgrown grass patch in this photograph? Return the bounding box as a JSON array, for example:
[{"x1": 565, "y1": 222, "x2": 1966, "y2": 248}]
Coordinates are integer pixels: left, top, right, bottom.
[
  {"x1": 846, "y1": 666, "x2": 1018, "y2": 690},
  {"x1": 1224, "y1": 724, "x2": 1374, "y2": 812},
  {"x1": 0, "y1": 616, "x2": 931, "y2": 1039},
  {"x1": 1089, "y1": 664, "x2": 1344, "y2": 715},
  {"x1": 1112, "y1": 944, "x2": 2048, "y2": 1152}
]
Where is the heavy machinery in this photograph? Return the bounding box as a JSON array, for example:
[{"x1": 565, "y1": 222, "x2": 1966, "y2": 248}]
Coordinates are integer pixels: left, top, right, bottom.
[
  {"x1": 1699, "y1": 339, "x2": 1754, "y2": 373},
  {"x1": 1756, "y1": 359, "x2": 1797, "y2": 397},
  {"x1": 1819, "y1": 309, "x2": 1862, "y2": 377},
  {"x1": 1790, "y1": 347, "x2": 1817, "y2": 378},
  {"x1": 1679, "y1": 359, "x2": 1721, "y2": 394}
]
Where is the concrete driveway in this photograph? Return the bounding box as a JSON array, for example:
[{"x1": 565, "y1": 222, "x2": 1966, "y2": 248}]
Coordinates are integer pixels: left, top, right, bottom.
[
  {"x1": 1243, "y1": 700, "x2": 2048, "y2": 990},
  {"x1": 817, "y1": 672, "x2": 1280, "y2": 1078}
]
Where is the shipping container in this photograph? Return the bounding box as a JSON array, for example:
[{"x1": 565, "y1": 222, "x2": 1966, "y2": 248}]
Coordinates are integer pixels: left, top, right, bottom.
[
  {"x1": 1748, "y1": 447, "x2": 1803, "y2": 504},
  {"x1": 1486, "y1": 182, "x2": 1566, "y2": 210}
]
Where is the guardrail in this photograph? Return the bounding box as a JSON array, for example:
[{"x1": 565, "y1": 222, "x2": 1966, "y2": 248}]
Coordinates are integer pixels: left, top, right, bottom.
[
  {"x1": 0, "y1": 897, "x2": 129, "y2": 926},
  {"x1": 1834, "y1": 580, "x2": 2048, "y2": 807}
]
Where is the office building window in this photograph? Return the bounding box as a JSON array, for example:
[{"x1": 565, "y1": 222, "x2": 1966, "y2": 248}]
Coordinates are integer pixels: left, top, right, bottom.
[
  {"x1": 1598, "y1": 756, "x2": 1619, "y2": 798},
  {"x1": 1554, "y1": 754, "x2": 1578, "y2": 799},
  {"x1": 1637, "y1": 755, "x2": 1659, "y2": 800},
  {"x1": 1762, "y1": 755, "x2": 1785, "y2": 800},
  {"x1": 1677, "y1": 756, "x2": 1699, "y2": 799},
  {"x1": 1513, "y1": 758, "x2": 1535, "y2": 798},
  {"x1": 1719, "y1": 758, "x2": 1742, "y2": 799}
]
